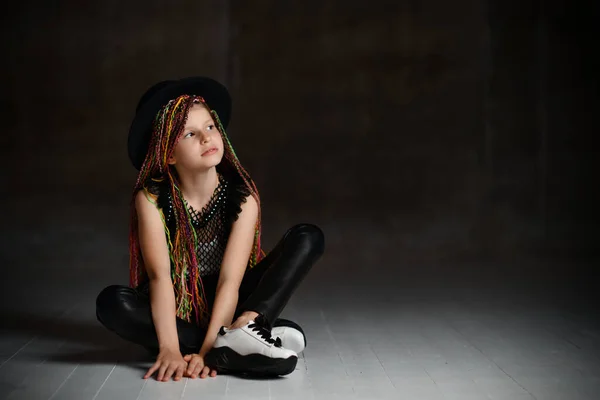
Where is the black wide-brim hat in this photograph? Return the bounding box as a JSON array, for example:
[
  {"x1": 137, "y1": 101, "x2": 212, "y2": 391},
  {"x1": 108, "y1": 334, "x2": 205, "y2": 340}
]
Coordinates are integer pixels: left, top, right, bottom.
[{"x1": 128, "y1": 76, "x2": 232, "y2": 170}]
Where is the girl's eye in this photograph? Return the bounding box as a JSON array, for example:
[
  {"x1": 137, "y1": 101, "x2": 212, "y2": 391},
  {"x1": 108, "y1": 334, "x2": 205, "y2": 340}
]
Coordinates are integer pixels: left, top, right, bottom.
[
  {"x1": 207, "y1": 124, "x2": 215, "y2": 131},
  {"x1": 184, "y1": 132, "x2": 194, "y2": 138}
]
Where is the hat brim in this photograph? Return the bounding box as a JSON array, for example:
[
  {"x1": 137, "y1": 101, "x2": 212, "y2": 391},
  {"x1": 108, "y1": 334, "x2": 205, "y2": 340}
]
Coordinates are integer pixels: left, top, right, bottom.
[{"x1": 128, "y1": 77, "x2": 231, "y2": 170}]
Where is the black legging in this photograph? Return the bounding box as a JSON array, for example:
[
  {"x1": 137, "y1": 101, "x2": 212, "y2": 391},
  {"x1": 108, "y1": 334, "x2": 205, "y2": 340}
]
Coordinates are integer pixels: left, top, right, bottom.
[{"x1": 96, "y1": 224, "x2": 324, "y2": 354}]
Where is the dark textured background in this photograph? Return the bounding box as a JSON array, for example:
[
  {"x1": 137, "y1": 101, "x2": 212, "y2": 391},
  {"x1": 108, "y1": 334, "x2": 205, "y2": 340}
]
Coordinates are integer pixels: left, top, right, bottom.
[{"x1": 1, "y1": 0, "x2": 598, "y2": 301}]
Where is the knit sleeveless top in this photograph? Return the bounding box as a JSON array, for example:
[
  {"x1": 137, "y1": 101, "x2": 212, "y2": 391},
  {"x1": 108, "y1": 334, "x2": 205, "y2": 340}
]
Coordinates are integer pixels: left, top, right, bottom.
[{"x1": 149, "y1": 172, "x2": 251, "y2": 277}]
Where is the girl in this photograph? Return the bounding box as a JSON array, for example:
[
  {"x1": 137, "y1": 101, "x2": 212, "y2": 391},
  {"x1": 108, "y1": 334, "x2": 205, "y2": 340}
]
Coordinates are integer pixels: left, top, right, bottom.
[{"x1": 96, "y1": 77, "x2": 324, "y2": 382}]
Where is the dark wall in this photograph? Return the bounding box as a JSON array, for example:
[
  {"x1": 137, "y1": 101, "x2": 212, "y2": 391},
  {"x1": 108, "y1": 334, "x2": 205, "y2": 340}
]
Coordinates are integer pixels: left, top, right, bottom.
[
  {"x1": 1, "y1": 1, "x2": 597, "y2": 279},
  {"x1": 2, "y1": 0, "x2": 230, "y2": 195},
  {"x1": 228, "y1": 0, "x2": 599, "y2": 262},
  {"x1": 1, "y1": 0, "x2": 231, "y2": 276},
  {"x1": 227, "y1": 0, "x2": 491, "y2": 261},
  {"x1": 486, "y1": 0, "x2": 599, "y2": 258}
]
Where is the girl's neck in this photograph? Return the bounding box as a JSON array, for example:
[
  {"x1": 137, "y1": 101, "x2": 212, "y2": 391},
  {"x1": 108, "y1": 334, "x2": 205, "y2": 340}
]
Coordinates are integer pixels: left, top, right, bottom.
[{"x1": 177, "y1": 167, "x2": 219, "y2": 209}]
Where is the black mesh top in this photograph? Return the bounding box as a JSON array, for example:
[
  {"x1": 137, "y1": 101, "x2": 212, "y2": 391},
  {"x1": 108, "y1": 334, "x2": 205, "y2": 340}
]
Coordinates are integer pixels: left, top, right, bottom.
[{"x1": 148, "y1": 172, "x2": 251, "y2": 278}]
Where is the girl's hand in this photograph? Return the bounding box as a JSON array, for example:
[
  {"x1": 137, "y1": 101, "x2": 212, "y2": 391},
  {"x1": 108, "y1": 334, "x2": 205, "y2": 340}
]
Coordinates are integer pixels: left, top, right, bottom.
[
  {"x1": 183, "y1": 354, "x2": 217, "y2": 379},
  {"x1": 144, "y1": 348, "x2": 187, "y2": 382}
]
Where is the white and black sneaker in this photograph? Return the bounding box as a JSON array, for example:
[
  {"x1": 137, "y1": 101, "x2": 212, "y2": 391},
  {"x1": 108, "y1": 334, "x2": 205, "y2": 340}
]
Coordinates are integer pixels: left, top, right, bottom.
[{"x1": 205, "y1": 319, "x2": 298, "y2": 376}]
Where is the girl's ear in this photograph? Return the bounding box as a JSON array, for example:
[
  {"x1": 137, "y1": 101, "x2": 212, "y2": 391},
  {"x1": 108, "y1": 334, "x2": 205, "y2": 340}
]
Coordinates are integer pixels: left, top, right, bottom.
[{"x1": 167, "y1": 155, "x2": 176, "y2": 165}]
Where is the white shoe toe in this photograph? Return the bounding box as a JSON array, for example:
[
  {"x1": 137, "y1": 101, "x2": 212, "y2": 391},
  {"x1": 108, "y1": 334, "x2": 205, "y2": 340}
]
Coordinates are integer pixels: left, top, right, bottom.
[{"x1": 272, "y1": 326, "x2": 305, "y2": 354}]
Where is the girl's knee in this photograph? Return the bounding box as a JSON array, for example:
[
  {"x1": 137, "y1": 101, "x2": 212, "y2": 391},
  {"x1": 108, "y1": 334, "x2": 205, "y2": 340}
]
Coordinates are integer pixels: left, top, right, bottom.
[
  {"x1": 96, "y1": 285, "x2": 134, "y2": 327},
  {"x1": 289, "y1": 224, "x2": 325, "y2": 254},
  {"x1": 97, "y1": 285, "x2": 126, "y2": 308}
]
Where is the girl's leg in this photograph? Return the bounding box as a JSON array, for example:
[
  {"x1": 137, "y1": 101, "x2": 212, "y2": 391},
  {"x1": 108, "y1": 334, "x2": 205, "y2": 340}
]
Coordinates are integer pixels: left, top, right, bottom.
[
  {"x1": 201, "y1": 224, "x2": 324, "y2": 376},
  {"x1": 95, "y1": 282, "x2": 213, "y2": 355},
  {"x1": 234, "y1": 223, "x2": 325, "y2": 328}
]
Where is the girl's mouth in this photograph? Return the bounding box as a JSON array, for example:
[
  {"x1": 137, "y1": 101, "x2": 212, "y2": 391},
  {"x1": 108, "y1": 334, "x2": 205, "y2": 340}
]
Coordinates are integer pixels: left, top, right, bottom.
[{"x1": 202, "y1": 147, "x2": 218, "y2": 156}]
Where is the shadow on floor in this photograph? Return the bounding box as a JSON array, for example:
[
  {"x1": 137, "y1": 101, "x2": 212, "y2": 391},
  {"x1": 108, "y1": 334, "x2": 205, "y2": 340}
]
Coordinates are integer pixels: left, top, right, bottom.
[
  {"x1": 0, "y1": 309, "x2": 152, "y2": 364},
  {"x1": 0, "y1": 310, "x2": 297, "y2": 380},
  {"x1": 49, "y1": 347, "x2": 152, "y2": 365},
  {"x1": 1, "y1": 310, "x2": 117, "y2": 346}
]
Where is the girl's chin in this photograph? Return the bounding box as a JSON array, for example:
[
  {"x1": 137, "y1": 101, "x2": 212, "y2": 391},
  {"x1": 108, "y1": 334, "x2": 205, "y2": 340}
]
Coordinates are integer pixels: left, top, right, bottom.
[
  {"x1": 194, "y1": 157, "x2": 223, "y2": 169},
  {"x1": 175, "y1": 160, "x2": 222, "y2": 173}
]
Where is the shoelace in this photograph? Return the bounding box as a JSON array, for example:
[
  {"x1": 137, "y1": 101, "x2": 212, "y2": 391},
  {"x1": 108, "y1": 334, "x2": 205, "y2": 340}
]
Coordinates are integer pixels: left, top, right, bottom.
[{"x1": 248, "y1": 323, "x2": 282, "y2": 347}]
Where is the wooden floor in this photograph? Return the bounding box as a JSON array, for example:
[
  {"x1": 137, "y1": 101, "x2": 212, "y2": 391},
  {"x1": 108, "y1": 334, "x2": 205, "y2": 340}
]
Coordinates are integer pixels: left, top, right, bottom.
[{"x1": 1, "y1": 259, "x2": 599, "y2": 400}]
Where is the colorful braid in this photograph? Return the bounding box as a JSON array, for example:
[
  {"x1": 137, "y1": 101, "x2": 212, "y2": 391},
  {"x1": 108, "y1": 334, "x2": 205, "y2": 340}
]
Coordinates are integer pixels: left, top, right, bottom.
[{"x1": 128, "y1": 95, "x2": 265, "y2": 325}]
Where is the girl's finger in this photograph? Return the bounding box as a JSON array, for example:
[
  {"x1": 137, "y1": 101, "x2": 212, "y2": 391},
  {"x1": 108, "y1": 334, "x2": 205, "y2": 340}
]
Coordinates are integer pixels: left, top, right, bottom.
[
  {"x1": 186, "y1": 360, "x2": 197, "y2": 377},
  {"x1": 200, "y1": 366, "x2": 210, "y2": 379},
  {"x1": 192, "y1": 362, "x2": 203, "y2": 378},
  {"x1": 157, "y1": 364, "x2": 168, "y2": 381},
  {"x1": 144, "y1": 362, "x2": 160, "y2": 379},
  {"x1": 174, "y1": 365, "x2": 185, "y2": 381},
  {"x1": 210, "y1": 369, "x2": 217, "y2": 378},
  {"x1": 164, "y1": 364, "x2": 177, "y2": 381}
]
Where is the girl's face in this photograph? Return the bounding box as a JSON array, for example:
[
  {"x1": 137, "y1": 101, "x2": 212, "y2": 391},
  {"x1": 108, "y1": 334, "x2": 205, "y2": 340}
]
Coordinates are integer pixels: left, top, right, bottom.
[{"x1": 168, "y1": 103, "x2": 224, "y2": 171}]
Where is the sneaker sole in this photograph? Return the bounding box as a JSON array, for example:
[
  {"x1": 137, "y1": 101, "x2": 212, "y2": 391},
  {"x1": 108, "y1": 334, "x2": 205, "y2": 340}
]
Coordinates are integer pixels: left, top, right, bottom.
[{"x1": 205, "y1": 347, "x2": 298, "y2": 377}]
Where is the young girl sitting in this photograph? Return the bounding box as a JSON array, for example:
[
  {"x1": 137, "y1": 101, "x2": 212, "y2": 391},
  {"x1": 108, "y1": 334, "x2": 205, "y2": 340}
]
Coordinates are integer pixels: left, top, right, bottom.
[{"x1": 96, "y1": 77, "x2": 324, "y2": 382}]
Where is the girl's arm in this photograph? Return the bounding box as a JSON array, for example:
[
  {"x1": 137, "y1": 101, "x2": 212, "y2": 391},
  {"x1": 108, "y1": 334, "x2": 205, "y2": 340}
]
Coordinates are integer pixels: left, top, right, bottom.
[
  {"x1": 197, "y1": 194, "x2": 259, "y2": 357},
  {"x1": 135, "y1": 190, "x2": 180, "y2": 353}
]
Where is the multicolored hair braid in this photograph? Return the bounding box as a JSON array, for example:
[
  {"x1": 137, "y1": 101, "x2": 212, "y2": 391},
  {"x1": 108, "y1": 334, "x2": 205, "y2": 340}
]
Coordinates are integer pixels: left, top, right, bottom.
[{"x1": 128, "y1": 95, "x2": 265, "y2": 325}]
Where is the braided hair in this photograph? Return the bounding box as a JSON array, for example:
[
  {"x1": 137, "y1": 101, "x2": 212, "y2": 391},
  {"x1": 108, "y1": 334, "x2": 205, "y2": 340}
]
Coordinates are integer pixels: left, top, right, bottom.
[{"x1": 128, "y1": 95, "x2": 265, "y2": 325}]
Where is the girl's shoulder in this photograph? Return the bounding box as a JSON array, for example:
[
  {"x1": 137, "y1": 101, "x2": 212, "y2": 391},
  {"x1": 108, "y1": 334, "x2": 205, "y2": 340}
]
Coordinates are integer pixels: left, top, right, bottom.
[
  {"x1": 138, "y1": 177, "x2": 172, "y2": 215},
  {"x1": 146, "y1": 175, "x2": 165, "y2": 192},
  {"x1": 225, "y1": 171, "x2": 251, "y2": 198},
  {"x1": 223, "y1": 171, "x2": 253, "y2": 223}
]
